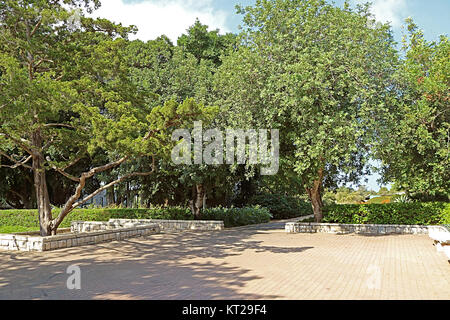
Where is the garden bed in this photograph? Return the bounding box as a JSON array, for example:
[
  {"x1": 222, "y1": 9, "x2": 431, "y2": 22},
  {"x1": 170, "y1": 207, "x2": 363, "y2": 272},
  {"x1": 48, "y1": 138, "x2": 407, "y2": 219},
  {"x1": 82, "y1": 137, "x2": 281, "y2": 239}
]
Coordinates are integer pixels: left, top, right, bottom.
[{"x1": 0, "y1": 222, "x2": 160, "y2": 252}]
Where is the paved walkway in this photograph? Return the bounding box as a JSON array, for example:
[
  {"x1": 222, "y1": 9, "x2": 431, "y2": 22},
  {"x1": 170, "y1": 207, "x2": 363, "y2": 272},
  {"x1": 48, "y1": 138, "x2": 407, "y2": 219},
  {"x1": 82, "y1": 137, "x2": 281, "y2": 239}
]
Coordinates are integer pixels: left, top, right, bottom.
[{"x1": 0, "y1": 219, "x2": 449, "y2": 300}]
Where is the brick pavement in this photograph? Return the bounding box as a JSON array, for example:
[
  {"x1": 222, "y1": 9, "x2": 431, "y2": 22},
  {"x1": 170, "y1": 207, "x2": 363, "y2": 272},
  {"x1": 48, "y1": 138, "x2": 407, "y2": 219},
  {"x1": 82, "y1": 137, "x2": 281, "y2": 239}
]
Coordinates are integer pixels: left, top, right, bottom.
[{"x1": 0, "y1": 220, "x2": 448, "y2": 300}]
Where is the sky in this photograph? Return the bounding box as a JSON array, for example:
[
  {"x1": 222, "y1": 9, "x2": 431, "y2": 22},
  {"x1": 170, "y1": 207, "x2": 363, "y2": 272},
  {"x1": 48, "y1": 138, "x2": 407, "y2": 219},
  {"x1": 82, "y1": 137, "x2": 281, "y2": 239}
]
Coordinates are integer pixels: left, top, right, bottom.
[
  {"x1": 90, "y1": 0, "x2": 449, "y2": 192},
  {"x1": 95, "y1": 0, "x2": 450, "y2": 44}
]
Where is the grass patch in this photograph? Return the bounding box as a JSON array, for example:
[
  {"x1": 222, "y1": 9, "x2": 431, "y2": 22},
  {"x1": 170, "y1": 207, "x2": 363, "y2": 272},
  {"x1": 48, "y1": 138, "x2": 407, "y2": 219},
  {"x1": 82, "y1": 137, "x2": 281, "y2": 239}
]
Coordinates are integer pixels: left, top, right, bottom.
[{"x1": 0, "y1": 226, "x2": 39, "y2": 234}]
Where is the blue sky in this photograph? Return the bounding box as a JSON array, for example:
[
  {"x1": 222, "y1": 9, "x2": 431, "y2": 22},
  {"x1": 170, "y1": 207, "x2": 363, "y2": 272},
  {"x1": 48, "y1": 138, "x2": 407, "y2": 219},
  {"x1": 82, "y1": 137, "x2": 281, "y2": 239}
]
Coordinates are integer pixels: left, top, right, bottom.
[
  {"x1": 116, "y1": 0, "x2": 449, "y2": 44},
  {"x1": 95, "y1": 1, "x2": 448, "y2": 191}
]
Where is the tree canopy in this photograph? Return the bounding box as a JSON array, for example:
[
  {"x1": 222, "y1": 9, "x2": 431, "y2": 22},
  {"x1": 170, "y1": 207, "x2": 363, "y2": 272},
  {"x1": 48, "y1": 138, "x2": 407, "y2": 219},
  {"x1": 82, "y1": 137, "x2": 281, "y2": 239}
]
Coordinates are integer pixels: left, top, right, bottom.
[
  {"x1": 0, "y1": 0, "x2": 216, "y2": 235},
  {"x1": 374, "y1": 18, "x2": 449, "y2": 198},
  {"x1": 0, "y1": 0, "x2": 448, "y2": 230},
  {"x1": 214, "y1": 0, "x2": 399, "y2": 221}
]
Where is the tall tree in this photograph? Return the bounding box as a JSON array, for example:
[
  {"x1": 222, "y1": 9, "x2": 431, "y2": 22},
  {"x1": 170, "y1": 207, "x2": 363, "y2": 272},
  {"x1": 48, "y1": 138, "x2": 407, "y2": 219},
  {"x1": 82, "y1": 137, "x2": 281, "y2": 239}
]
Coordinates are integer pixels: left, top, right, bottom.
[
  {"x1": 215, "y1": 0, "x2": 399, "y2": 221},
  {"x1": 0, "y1": 0, "x2": 216, "y2": 235},
  {"x1": 124, "y1": 21, "x2": 241, "y2": 215},
  {"x1": 374, "y1": 19, "x2": 449, "y2": 197}
]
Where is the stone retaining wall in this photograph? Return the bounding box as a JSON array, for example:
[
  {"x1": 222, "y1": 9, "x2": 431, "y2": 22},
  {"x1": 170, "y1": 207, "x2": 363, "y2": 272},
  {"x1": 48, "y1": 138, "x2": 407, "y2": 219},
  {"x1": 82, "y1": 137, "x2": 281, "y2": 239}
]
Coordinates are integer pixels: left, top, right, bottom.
[
  {"x1": 285, "y1": 222, "x2": 447, "y2": 235},
  {"x1": 0, "y1": 223, "x2": 160, "y2": 252},
  {"x1": 0, "y1": 218, "x2": 224, "y2": 252},
  {"x1": 107, "y1": 219, "x2": 224, "y2": 232}
]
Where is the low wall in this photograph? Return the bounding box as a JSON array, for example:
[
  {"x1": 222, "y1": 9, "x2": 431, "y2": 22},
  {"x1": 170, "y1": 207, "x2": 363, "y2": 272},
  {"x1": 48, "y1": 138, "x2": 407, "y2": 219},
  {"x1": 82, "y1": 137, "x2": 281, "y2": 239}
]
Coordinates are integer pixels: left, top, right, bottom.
[
  {"x1": 0, "y1": 223, "x2": 160, "y2": 252},
  {"x1": 285, "y1": 222, "x2": 447, "y2": 235},
  {"x1": 108, "y1": 219, "x2": 225, "y2": 232}
]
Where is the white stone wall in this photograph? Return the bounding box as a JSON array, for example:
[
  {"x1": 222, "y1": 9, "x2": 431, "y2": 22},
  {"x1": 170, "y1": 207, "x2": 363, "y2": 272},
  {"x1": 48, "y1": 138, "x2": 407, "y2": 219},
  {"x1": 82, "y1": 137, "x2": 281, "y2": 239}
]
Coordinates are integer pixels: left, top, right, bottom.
[
  {"x1": 108, "y1": 219, "x2": 224, "y2": 232},
  {"x1": 285, "y1": 222, "x2": 447, "y2": 235},
  {"x1": 0, "y1": 218, "x2": 224, "y2": 252},
  {"x1": 0, "y1": 223, "x2": 160, "y2": 252}
]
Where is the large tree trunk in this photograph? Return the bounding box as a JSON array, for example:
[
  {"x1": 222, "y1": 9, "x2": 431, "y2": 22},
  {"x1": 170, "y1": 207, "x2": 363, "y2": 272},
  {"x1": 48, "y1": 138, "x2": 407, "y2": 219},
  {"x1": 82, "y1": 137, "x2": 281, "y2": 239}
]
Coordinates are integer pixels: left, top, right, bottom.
[
  {"x1": 32, "y1": 132, "x2": 54, "y2": 236},
  {"x1": 190, "y1": 184, "x2": 205, "y2": 220},
  {"x1": 106, "y1": 186, "x2": 115, "y2": 206},
  {"x1": 308, "y1": 186, "x2": 323, "y2": 222},
  {"x1": 306, "y1": 168, "x2": 324, "y2": 223},
  {"x1": 126, "y1": 181, "x2": 131, "y2": 208}
]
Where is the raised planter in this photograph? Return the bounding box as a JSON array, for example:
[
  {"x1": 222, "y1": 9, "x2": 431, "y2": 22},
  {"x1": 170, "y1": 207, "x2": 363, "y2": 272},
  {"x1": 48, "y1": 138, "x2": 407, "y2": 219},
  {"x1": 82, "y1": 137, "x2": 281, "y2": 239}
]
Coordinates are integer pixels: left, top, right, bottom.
[
  {"x1": 0, "y1": 222, "x2": 160, "y2": 252},
  {"x1": 285, "y1": 222, "x2": 446, "y2": 235},
  {"x1": 0, "y1": 218, "x2": 225, "y2": 252},
  {"x1": 107, "y1": 219, "x2": 224, "y2": 232}
]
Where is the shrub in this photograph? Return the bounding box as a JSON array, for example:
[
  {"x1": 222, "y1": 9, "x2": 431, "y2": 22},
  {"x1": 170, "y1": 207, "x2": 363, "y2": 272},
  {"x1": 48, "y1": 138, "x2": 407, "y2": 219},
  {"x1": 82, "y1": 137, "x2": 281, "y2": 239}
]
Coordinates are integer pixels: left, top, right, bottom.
[
  {"x1": 322, "y1": 202, "x2": 450, "y2": 225},
  {"x1": 439, "y1": 204, "x2": 450, "y2": 225},
  {"x1": 201, "y1": 206, "x2": 271, "y2": 227},
  {"x1": 0, "y1": 206, "x2": 271, "y2": 232},
  {"x1": 249, "y1": 193, "x2": 312, "y2": 219}
]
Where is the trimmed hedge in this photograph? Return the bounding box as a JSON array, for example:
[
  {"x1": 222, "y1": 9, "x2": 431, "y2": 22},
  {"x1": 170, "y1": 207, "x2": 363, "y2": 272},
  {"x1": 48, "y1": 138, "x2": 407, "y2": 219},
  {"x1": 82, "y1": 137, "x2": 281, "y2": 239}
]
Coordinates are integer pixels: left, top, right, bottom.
[
  {"x1": 249, "y1": 193, "x2": 312, "y2": 219},
  {"x1": 0, "y1": 206, "x2": 271, "y2": 232},
  {"x1": 322, "y1": 202, "x2": 450, "y2": 225},
  {"x1": 201, "y1": 206, "x2": 271, "y2": 227}
]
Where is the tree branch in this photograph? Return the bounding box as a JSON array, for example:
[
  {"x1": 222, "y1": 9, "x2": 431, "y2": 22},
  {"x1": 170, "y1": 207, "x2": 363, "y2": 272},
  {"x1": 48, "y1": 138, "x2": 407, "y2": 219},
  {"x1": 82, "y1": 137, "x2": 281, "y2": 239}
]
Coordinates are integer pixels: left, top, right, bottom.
[
  {"x1": 30, "y1": 18, "x2": 42, "y2": 37},
  {"x1": 61, "y1": 156, "x2": 83, "y2": 170},
  {"x1": 0, "y1": 132, "x2": 34, "y2": 155},
  {"x1": 51, "y1": 112, "x2": 195, "y2": 229},
  {"x1": 0, "y1": 151, "x2": 32, "y2": 169},
  {"x1": 72, "y1": 170, "x2": 155, "y2": 210},
  {"x1": 51, "y1": 165, "x2": 80, "y2": 182},
  {"x1": 53, "y1": 156, "x2": 155, "y2": 228}
]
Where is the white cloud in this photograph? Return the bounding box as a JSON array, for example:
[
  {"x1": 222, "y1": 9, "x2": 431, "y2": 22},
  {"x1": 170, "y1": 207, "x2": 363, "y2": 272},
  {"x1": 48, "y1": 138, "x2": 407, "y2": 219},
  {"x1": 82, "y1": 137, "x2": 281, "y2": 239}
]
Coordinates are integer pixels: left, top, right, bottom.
[
  {"x1": 353, "y1": 0, "x2": 407, "y2": 28},
  {"x1": 89, "y1": 0, "x2": 230, "y2": 43}
]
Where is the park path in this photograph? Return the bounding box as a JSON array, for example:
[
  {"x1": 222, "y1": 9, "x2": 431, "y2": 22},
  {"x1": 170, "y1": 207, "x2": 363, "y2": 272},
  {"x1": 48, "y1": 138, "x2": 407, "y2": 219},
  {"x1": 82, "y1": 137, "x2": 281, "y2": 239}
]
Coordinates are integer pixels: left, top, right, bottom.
[{"x1": 0, "y1": 218, "x2": 449, "y2": 300}]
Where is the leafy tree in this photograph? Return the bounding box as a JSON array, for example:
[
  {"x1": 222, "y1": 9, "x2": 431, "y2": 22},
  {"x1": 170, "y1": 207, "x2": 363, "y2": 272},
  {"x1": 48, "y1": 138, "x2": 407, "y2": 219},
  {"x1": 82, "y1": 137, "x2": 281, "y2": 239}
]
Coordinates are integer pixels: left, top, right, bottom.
[
  {"x1": 0, "y1": 0, "x2": 215, "y2": 235},
  {"x1": 215, "y1": 0, "x2": 399, "y2": 221},
  {"x1": 177, "y1": 18, "x2": 237, "y2": 66},
  {"x1": 124, "y1": 21, "x2": 242, "y2": 216},
  {"x1": 374, "y1": 18, "x2": 449, "y2": 197}
]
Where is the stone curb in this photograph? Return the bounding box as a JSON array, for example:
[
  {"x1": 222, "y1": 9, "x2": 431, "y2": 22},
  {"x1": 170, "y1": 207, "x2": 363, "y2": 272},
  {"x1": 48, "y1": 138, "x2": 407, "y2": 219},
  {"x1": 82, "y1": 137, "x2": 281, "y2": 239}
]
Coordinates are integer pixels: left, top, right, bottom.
[{"x1": 285, "y1": 222, "x2": 447, "y2": 235}]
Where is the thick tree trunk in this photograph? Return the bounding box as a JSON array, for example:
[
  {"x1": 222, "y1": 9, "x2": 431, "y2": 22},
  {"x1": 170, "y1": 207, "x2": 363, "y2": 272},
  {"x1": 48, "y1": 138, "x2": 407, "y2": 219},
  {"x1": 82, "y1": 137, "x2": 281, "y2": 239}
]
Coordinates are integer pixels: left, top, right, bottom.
[
  {"x1": 32, "y1": 132, "x2": 54, "y2": 236},
  {"x1": 190, "y1": 184, "x2": 205, "y2": 220},
  {"x1": 306, "y1": 168, "x2": 324, "y2": 223},
  {"x1": 308, "y1": 187, "x2": 323, "y2": 222},
  {"x1": 106, "y1": 186, "x2": 115, "y2": 206}
]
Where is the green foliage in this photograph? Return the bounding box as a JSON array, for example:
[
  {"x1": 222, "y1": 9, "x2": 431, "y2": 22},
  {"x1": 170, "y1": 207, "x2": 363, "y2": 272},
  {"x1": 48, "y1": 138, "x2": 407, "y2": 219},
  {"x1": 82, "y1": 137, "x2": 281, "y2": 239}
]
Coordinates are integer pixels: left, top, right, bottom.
[
  {"x1": 440, "y1": 205, "x2": 450, "y2": 225},
  {"x1": 0, "y1": 0, "x2": 218, "y2": 233},
  {"x1": 374, "y1": 18, "x2": 449, "y2": 195},
  {"x1": 249, "y1": 193, "x2": 312, "y2": 219},
  {"x1": 201, "y1": 206, "x2": 271, "y2": 227},
  {"x1": 0, "y1": 206, "x2": 271, "y2": 232},
  {"x1": 177, "y1": 18, "x2": 237, "y2": 66},
  {"x1": 216, "y1": 0, "x2": 399, "y2": 194},
  {"x1": 322, "y1": 203, "x2": 450, "y2": 225},
  {"x1": 393, "y1": 195, "x2": 412, "y2": 203},
  {"x1": 333, "y1": 186, "x2": 371, "y2": 204},
  {"x1": 0, "y1": 226, "x2": 38, "y2": 234},
  {"x1": 124, "y1": 20, "x2": 239, "y2": 209}
]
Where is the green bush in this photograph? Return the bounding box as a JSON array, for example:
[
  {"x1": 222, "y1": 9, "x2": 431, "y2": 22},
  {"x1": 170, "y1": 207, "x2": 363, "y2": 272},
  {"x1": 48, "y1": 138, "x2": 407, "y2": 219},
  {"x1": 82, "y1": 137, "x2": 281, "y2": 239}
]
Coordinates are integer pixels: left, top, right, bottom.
[
  {"x1": 0, "y1": 207, "x2": 192, "y2": 233},
  {"x1": 249, "y1": 193, "x2": 312, "y2": 219},
  {"x1": 439, "y1": 204, "x2": 450, "y2": 225},
  {"x1": 0, "y1": 206, "x2": 271, "y2": 232},
  {"x1": 322, "y1": 202, "x2": 450, "y2": 225},
  {"x1": 201, "y1": 206, "x2": 271, "y2": 227}
]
